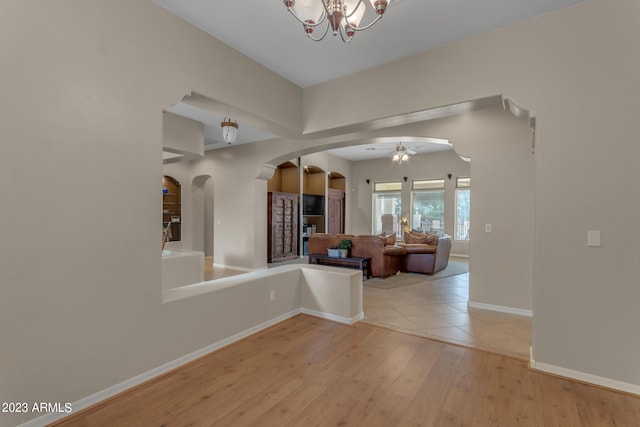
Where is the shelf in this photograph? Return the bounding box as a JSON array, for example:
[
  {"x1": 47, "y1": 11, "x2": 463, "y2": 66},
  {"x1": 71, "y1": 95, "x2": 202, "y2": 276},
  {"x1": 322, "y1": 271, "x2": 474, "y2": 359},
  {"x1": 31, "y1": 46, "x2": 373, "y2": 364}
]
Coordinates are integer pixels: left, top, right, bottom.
[{"x1": 163, "y1": 175, "x2": 182, "y2": 243}]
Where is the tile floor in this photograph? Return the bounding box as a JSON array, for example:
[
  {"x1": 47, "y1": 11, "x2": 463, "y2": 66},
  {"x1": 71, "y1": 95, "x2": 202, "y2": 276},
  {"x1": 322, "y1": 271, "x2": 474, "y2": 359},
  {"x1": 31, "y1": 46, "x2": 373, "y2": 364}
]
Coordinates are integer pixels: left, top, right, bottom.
[
  {"x1": 362, "y1": 260, "x2": 532, "y2": 361},
  {"x1": 205, "y1": 256, "x2": 532, "y2": 361}
]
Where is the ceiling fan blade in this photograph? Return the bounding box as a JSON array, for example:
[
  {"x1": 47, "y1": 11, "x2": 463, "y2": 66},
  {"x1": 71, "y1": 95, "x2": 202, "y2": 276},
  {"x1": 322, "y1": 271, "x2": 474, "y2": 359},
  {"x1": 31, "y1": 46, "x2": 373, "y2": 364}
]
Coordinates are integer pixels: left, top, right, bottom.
[{"x1": 406, "y1": 149, "x2": 417, "y2": 155}]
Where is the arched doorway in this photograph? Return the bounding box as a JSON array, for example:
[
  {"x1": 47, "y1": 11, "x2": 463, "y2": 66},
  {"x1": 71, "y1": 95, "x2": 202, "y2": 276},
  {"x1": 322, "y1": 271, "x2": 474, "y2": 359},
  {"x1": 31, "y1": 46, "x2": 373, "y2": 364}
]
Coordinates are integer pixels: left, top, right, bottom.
[{"x1": 191, "y1": 175, "x2": 213, "y2": 257}]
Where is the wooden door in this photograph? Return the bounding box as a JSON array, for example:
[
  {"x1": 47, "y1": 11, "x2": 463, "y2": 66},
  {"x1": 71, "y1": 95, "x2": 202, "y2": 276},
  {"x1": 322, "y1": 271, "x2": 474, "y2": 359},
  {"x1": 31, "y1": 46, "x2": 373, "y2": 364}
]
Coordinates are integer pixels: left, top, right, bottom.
[
  {"x1": 268, "y1": 192, "x2": 298, "y2": 263},
  {"x1": 327, "y1": 188, "x2": 345, "y2": 235}
]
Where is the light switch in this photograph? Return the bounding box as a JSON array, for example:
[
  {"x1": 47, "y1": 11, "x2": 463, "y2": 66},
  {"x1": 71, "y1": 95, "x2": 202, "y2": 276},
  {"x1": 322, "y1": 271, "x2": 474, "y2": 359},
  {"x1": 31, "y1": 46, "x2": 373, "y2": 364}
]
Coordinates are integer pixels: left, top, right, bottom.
[
  {"x1": 485, "y1": 224, "x2": 492, "y2": 233},
  {"x1": 587, "y1": 230, "x2": 601, "y2": 247}
]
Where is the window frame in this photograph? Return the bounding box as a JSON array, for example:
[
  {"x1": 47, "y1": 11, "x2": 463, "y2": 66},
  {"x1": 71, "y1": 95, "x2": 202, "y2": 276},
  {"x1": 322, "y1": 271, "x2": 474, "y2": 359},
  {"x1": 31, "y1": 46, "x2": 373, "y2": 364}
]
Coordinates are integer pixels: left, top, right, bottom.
[
  {"x1": 410, "y1": 179, "x2": 445, "y2": 233},
  {"x1": 372, "y1": 181, "x2": 402, "y2": 235},
  {"x1": 455, "y1": 177, "x2": 471, "y2": 241}
]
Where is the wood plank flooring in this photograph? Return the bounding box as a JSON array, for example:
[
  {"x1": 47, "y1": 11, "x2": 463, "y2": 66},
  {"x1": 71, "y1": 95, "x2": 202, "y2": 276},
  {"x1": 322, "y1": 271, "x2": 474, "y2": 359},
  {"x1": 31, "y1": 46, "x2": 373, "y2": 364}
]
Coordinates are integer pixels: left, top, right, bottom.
[{"x1": 52, "y1": 315, "x2": 640, "y2": 427}]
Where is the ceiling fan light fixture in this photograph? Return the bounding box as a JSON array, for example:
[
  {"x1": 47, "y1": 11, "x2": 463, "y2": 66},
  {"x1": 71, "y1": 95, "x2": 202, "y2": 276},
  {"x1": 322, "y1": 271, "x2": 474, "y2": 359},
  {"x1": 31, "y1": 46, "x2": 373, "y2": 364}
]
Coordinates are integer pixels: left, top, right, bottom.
[
  {"x1": 392, "y1": 143, "x2": 411, "y2": 163},
  {"x1": 220, "y1": 118, "x2": 239, "y2": 144}
]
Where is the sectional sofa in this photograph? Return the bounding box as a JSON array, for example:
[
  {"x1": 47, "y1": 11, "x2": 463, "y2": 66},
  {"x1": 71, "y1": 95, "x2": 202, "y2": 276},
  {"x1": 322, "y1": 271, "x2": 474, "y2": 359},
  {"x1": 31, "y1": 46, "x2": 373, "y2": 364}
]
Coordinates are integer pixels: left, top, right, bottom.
[{"x1": 307, "y1": 232, "x2": 451, "y2": 278}]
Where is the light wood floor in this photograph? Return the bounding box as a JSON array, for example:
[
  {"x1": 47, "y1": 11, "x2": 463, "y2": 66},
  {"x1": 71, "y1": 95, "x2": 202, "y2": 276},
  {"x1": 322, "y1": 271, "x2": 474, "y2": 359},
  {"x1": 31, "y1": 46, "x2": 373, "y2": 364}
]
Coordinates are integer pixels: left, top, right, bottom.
[
  {"x1": 52, "y1": 315, "x2": 640, "y2": 426},
  {"x1": 204, "y1": 257, "x2": 246, "y2": 280}
]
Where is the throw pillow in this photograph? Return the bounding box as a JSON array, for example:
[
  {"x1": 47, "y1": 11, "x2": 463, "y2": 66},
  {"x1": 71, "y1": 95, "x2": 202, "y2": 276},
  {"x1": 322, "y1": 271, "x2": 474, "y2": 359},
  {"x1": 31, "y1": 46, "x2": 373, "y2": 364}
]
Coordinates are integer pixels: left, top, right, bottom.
[
  {"x1": 403, "y1": 231, "x2": 414, "y2": 243},
  {"x1": 425, "y1": 233, "x2": 438, "y2": 245},
  {"x1": 404, "y1": 231, "x2": 423, "y2": 244},
  {"x1": 404, "y1": 231, "x2": 438, "y2": 245},
  {"x1": 376, "y1": 232, "x2": 395, "y2": 245}
]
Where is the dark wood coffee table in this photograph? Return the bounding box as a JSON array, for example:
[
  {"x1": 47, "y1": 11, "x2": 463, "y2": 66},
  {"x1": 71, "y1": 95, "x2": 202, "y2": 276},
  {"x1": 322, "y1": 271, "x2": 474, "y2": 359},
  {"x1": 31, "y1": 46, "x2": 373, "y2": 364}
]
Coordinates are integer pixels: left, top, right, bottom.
[{"x1": 308, "y1": 254, "x2": 372, "y2": 279}]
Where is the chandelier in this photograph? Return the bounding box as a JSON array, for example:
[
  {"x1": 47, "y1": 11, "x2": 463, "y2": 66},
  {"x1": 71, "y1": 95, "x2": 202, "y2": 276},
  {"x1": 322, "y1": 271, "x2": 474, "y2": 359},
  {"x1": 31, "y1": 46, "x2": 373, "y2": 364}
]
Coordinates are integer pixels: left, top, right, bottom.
[
  {"x1": 392, "y1": 143, "x2": 414, "y2": 163},
  {"x1": 220, "y1": 118, "x2": 239, "y2": 144},
  {"x1": 284, "y1": 0, "x2": 391, "y2": 42}
]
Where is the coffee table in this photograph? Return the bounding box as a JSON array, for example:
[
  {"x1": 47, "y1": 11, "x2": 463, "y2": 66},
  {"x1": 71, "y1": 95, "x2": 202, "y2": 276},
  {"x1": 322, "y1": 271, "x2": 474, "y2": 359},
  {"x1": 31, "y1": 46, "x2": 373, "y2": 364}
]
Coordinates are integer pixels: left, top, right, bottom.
[{"x1": 308, "y1": 254, "x2": 372, "y2": 279}]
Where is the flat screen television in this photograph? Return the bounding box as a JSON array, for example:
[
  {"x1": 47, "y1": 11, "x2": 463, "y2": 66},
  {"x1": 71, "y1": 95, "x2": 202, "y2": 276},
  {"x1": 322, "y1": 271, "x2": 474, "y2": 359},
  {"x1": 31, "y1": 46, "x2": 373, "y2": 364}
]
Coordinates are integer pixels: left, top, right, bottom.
[{"x1": 302, "y1": 194, "x2": 324, "y2": 215}]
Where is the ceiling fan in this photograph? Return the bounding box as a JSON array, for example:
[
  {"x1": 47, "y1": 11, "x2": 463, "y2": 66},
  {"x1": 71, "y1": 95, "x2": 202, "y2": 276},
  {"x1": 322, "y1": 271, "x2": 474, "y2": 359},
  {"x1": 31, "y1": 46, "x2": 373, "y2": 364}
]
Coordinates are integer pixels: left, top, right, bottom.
[
  {"x1": 366, "y1": 143, "x2": 416, "y2": 162},
  {"x1": 392, "y1": 143, "x2": 415, "y2": 162}
]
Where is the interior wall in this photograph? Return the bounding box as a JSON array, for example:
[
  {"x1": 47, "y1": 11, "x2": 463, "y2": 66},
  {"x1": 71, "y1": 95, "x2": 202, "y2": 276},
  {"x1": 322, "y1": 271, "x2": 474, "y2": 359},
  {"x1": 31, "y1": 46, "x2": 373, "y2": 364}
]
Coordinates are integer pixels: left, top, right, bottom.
[
  {"x1": 281, "y1": 167, "x2": 300, "y2": 194},
  {"x1": 0, "y1": 1, "x2": 300, "y2": 426},
  {"x1": 304, "y1": 172, "x2": 326, "y2": 195},
  {"x1": 162, "y1": 111, "x2": 204, "y2": 160},
  {"x1": 267, "y1": 168, "x2": 282, "y2": 192},
  {"x1": 351, "y1": 150, "x2": 471, "y2": 253},
  {"x1": 4, "y1": 1, "x2": 640, "y2": 425},
  {"x1": 302, "y1": 0, "x2": 640, "y2": 387},
  {"x1": 454, "y1": 110, "x2": 535, "y2": 311},
  {"x1": 204, "y1": 177, "x2": 214, "y2": 257},
  {"x1": 191, "y1": 175, "x2": 212, "y2": 255}
]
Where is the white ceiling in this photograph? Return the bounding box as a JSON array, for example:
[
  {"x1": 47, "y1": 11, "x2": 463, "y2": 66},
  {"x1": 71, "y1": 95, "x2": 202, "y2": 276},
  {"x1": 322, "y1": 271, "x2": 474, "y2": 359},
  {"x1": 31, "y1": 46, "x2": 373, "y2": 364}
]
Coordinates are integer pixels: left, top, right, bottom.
[
  {"x1": 166, "y1": 102, "x2": 278, "y2": 148},
  {"x1": 157, "y1": 0, "x2": 584, "y2": 160}
]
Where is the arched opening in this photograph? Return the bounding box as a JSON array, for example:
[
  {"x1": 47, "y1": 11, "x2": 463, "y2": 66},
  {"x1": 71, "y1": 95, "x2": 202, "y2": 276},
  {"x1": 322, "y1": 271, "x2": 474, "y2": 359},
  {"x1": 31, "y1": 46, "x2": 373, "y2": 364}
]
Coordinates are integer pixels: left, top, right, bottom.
[
  {"x1": 191, "y1": 175, "x2": 213, "y2": 257},
  {"x1": 260, "y1": 99, "x2": 535, "y2": 360}
]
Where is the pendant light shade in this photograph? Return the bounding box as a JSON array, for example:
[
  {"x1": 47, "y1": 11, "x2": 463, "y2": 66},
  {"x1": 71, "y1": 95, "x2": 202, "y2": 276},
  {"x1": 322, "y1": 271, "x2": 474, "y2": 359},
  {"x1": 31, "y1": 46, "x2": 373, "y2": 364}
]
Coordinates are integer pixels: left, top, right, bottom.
[{"x1": 220, "y1": 118, "x2": 239, "y2": 144}]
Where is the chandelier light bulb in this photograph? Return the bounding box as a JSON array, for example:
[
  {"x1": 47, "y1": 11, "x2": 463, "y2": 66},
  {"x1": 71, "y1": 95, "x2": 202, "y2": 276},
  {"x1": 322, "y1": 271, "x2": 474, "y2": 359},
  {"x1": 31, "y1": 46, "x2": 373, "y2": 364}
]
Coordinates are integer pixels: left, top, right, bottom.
[{"x1": 392, "y1": 143, "x2": 411, "y2": 163}]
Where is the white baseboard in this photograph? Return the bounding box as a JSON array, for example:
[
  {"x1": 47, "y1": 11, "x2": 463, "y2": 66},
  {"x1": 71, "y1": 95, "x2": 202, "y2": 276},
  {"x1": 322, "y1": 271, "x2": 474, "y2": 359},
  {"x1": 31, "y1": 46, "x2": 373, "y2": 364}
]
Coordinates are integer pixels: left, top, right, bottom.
[
  {"x1": 300, "y1": 308, "x2": 364, "y2": 325},
  {"x1": 19, "y1": 309, "x2": 302, "y2": 427},
  {"x1": 530, "y1": 359, "x2": 640, "y2": 396},
  {"x1": 450, "y1": 253, "x2": 469, "y2": 258},
  {"x1": 468, "y1": 301, "x2": 533, "y2": 317},
  {"x1": 19, "y1": 306, "x2": 364, "y2": 427},
  {"x1": 211, "y1": 263, "x2": 255, "y2": 272}
]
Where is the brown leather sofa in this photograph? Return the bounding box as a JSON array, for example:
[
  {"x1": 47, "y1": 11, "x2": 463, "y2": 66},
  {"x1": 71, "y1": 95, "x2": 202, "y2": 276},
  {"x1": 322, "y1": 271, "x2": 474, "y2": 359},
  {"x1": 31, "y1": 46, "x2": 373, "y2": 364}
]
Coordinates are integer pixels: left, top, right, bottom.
[
  {"x1": 400, "y1": 232, "x2": 452, "y2": 274},
  {"x1": 307, "y1": 234, "x2": 407, "y2": 278}
]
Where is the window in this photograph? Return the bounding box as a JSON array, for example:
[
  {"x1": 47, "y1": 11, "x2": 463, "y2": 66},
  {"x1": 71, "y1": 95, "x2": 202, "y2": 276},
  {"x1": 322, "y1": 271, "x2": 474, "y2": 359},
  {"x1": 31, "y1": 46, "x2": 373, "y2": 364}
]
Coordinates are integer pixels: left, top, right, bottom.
[
  {"x1": 411, "y1": 179, "x2": 445, "y2": 233},
  {"x1": 455, "y1": 177, "x2": 471, "y2": 240},
  {"x1": 373, "y1": 181, "x2": 402, "y2": 235},
  {"x1": 374, "y1": 181, "x2": 402, "y2": 192}
]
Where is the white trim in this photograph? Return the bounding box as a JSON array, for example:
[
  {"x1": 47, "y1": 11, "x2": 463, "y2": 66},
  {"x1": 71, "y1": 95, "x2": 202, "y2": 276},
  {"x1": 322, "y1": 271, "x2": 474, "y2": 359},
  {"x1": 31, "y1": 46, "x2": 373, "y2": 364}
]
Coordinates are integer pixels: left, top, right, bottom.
[
  {"x1": 300, "y1": 308, "x2": 364, "y2": 325},
  {"x1": 449, "y1": 253, "x2": 469, "y2": 258},
  {"x1": 530, "y1": 360, "x2": 640, "y2": 396},
  {"x1": 20, "y1": 306, "x2": 363, "y2": 427},
  {"x1": 211, "y1": 263, "x2": 256, "y2": 272},
  {"x1": 19, "y1": 309, "x2": 302, "y2": 427},
  {"x1": 468, "y1": 301, "x2": 533, "y2": 317}
]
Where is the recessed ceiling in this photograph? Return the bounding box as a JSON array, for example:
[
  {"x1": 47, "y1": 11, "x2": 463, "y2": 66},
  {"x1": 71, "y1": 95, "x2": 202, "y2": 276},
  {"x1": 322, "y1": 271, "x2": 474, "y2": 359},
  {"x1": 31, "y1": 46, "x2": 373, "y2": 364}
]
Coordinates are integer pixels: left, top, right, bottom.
[{"x1": 327, "y1": 137, "x2": 452, "y2": 161}]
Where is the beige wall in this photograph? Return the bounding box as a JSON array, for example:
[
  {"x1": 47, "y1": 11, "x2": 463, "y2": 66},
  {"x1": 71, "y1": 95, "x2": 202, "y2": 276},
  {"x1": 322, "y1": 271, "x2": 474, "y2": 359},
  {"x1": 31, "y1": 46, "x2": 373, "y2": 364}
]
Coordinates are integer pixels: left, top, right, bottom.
[
  {"x1": 1, "y1": 1, "x2": 300, "y2": 425},
  {"x1": 3, "y1": 0, "x2": 640, "y2": 424},
  {"x1": 350, "y1": 149, "x2": 472, "y2": 253},
  {"x1": 302, "y1": 0, "x2": 640, "y2": 389},
  {"x1": 162, "y1": 111, "x2": 204, "y2": 161}
]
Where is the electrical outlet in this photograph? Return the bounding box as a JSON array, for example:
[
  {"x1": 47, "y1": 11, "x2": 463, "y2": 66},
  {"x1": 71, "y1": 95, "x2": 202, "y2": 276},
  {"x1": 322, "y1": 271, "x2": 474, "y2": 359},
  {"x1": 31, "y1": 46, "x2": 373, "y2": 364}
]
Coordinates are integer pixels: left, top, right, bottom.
[
  {"x1": 270, "y1": 290, "x2": 276, "y2": 302},
  {"x1": 485, "y1": 224, "x2": 492, "y2": 233}
]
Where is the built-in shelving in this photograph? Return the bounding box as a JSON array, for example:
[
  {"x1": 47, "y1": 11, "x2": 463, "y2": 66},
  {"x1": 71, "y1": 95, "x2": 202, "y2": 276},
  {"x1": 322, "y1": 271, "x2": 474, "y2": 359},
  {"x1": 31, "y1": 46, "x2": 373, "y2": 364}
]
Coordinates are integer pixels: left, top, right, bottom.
[{"x1": 162, "y1": 175, "x2": 181, "y2": 242}]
